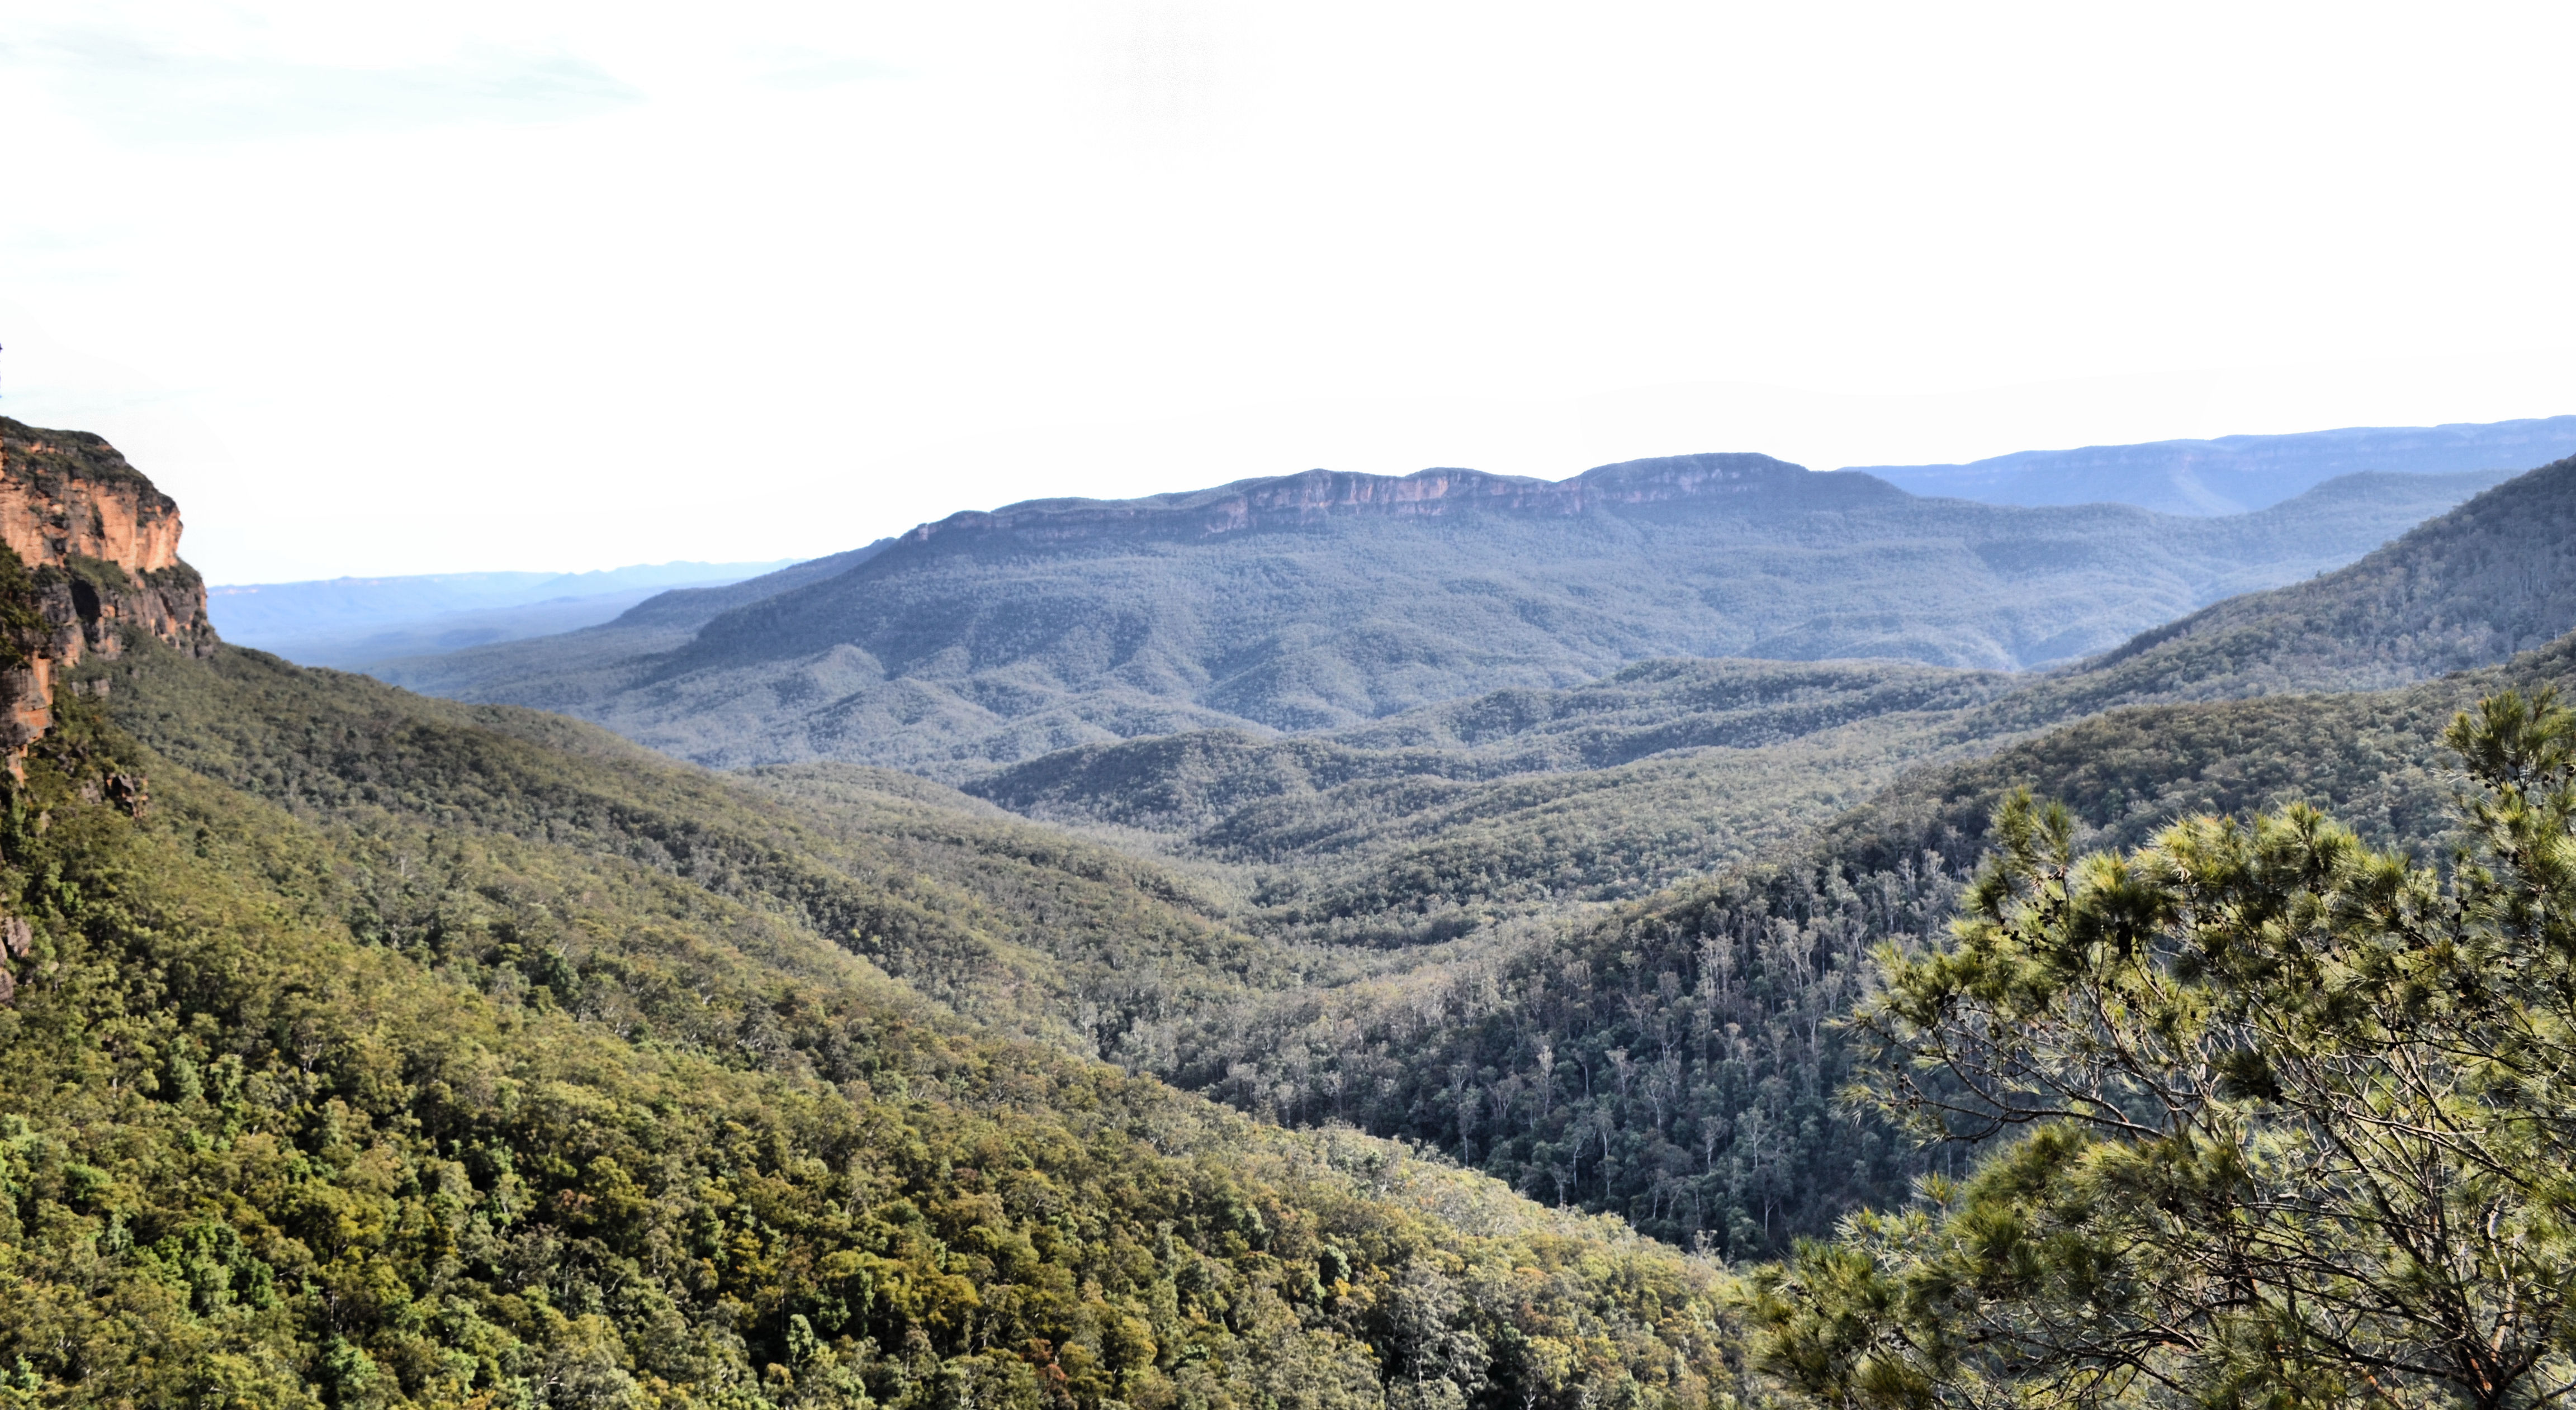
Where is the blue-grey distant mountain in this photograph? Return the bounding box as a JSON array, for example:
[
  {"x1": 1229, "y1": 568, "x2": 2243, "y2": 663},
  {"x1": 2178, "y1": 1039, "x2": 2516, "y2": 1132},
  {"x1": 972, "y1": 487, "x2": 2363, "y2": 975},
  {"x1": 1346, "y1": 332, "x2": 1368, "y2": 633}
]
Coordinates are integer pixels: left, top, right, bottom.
[
  {"x1": 371, "y1": 454, "x2": 2509, "y2": 775},
  {"x1": 211, "y1": 559, "x2": 799, "y2": 667},
  {"x1": 954, "y1": 453, "x2": 2576, "y2": 948},
  {"x1": 1854, "y1": 415, "x2": 2576, "y2": 515}
]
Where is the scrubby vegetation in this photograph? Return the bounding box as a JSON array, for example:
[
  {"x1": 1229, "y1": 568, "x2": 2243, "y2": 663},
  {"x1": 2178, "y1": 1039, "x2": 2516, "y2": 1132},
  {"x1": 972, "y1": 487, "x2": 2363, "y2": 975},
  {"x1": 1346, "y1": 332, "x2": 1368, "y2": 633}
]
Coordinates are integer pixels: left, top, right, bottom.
[
  {"x1": 1, "y1": 645, "x2": 1746, "y2": 1409},
  {"x1": 1133, "y1": 638, "x2": 2576, "y2": 1261},
  {"x1": 196, "y1": 452, "x2": 2576, "y2": 1301},
  {"x1": 970, "y1": 689, "x2": 1985, "y2": 949},
  {"x1": 963, "y1": 457, "x2": 2576, "y2": 957},
  {"x1": 19, "y1": 428, "x2": 2576, "y2": 1407}
]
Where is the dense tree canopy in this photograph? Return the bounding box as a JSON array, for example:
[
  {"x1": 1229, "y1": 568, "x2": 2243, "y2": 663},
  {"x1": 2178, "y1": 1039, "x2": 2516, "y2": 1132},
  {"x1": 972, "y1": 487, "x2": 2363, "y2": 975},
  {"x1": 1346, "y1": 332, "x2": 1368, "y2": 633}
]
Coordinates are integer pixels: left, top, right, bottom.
[
  {"x1": 1749, "y1": 689, "x2": 2576, "y2": 1407},
  {"x1": 0, "y1": 662, "x2": 1744, "y2": 1409}
]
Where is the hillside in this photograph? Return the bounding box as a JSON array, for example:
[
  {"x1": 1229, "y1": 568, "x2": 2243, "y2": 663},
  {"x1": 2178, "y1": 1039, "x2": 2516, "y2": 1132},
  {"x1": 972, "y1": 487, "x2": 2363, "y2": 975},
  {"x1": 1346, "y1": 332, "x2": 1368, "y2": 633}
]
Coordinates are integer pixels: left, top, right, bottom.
[
  {"x1": 15, "y1": 408, "x2": 2574, "y2": 1407},
  {"x1": 360, "y1": 542, "x2": 898, "y2": 714},
  {"x1": 967, "y1": 659, "x2": 2022, "y2": 946},
  {"x1": 2000, "y1": 451, "x2": 2576, "y2": 721},
  {"x1": 964, "y1": 454, "x2": 2576, "y2": 947},
  {"x1": 96, "y1": 611, "x2": 2560, "y2": 1298},
  {"x1": 375, "y1": 455, "x2": 2503, "y2": 775},
  {"x1": 911, "y1": 455, "x2": 2576, "y2": 1253},
  {"x1": 0, "y1": 422, "x2": 1745, "y2": 1410},
  {"x1": 1148, "y1": 629, "x2": 2576, "y2": 1256},
  {"x1": 1856, "y1": 414, "x2": 2576, "y2": 514},
  {"x1": 13, "y1": 658, "x2": 1738, "y2": 1408}
]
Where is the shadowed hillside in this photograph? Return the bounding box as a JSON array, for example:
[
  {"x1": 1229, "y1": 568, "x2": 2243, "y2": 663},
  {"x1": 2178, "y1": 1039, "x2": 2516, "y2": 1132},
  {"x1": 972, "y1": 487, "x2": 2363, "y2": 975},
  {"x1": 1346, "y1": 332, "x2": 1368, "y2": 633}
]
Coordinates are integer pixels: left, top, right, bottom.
[{"x1": 1142, "y1": 631, "x2": 2576, "y2": 1256}]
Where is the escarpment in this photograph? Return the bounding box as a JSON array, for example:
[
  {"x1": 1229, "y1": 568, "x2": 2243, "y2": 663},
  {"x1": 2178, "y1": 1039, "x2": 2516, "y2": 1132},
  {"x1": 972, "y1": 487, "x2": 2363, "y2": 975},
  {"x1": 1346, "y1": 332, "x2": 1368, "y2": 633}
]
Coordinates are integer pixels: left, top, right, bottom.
[
  {"x1": 895, "y1": 452, "x2": 1886, "y2": 549},
  {"x1": 0, "y1": 417, "x2": 217, "y2": 764}
]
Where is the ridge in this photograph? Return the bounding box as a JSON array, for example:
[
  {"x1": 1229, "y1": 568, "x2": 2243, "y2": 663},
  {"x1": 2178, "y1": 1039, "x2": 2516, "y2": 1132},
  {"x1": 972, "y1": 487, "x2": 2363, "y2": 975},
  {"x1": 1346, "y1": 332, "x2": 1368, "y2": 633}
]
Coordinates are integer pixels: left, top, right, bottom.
[{"x1": 894, "y1": 452, "x2": 1876, "y2": 548}]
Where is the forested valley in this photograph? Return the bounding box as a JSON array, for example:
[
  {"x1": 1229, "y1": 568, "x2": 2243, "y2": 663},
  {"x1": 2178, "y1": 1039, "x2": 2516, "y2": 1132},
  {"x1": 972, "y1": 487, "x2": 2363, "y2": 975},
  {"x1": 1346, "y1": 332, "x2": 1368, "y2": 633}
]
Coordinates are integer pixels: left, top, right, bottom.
[
  {"x1": 3, "y1": 610, "x2": 1742, "y2": 1410},
  {"x1": 8, "y1": 418, "x2": 2576, "y2": 1407}
]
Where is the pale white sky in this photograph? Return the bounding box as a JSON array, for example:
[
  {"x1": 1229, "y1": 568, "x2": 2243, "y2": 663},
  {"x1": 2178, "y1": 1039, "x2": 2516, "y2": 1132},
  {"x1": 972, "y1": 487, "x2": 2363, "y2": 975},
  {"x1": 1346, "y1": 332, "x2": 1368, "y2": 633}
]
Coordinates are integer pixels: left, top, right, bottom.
[{"x1": 4, "y1": 1, "x2": 2573, "y2": 582}]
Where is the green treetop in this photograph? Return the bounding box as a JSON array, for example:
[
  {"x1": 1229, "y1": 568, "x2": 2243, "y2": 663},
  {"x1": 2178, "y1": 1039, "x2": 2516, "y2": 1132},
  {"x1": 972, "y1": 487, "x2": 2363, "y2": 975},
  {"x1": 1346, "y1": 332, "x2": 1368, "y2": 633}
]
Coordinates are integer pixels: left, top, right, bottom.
[{"x1": 1750, "y1": 689, "x2": 2576, "y2": 1408}]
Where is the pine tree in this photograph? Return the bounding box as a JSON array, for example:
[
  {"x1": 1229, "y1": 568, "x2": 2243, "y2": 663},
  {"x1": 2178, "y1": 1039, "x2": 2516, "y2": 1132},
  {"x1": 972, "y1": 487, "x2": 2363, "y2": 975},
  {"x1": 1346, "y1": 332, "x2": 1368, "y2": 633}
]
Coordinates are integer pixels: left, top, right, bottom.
[{"x1": 1749, "y1": 689, "x2": 2576, "y2": 1407}]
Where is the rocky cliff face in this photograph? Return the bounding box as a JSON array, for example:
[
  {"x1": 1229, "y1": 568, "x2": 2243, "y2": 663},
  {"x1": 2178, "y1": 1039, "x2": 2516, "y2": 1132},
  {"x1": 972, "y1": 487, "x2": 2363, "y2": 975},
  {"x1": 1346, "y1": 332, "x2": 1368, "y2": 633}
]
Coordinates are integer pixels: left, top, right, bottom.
[
  {"x1": 900, "y1": 453, "x2": 1898, "y2": 549},
  {"x1": 0, "y1": 417, "x2": 217, "y2": 766}
]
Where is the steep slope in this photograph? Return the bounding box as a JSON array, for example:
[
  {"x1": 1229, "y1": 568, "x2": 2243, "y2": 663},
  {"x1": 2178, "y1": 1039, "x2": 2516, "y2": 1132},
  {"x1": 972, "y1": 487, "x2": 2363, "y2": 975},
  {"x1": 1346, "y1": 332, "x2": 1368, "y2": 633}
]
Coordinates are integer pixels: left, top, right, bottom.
[
  {"x1": 106, "y1": 645, "x2": 1329, "y2": 1053},
  {"x1": 379, "y1": 455, "x2": 2502, "y2": 775},
  {"x1": 362, "y1": 541, "x2": 897, "y2": 715},
  {"x1": 12, "y1": 669, "x2": 1738, "y2": 1409},
  {"x1": 0, "y1": 425, "x2": 1743, "y2": 1410},
  {"x1": 963, "y1": 439, "x2": 2576, "y2": 944},
  {"x1": 2010, "y1": 452, "x2": 2576, "y2": 721},
  {"x1": 1158, "y1": 630, "x2": 2576, "y2": 1257},
  {"x1": 1857, "y1": 415, "x2": 2576, "y2": 514},
  {"x1": 951, "y1": 456, "x2": 2576, "y2": 1250},
  {"x1": 0, "y1": 415, "x2": 217, "y2": 759}
]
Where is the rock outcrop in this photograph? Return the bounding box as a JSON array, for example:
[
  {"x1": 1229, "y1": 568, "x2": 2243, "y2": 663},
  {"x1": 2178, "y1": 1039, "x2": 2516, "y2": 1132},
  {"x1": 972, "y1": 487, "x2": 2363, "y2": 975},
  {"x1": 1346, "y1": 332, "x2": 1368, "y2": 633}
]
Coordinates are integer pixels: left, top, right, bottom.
[
  {"x1": 899, "y1": 454, "x2": 1897, "y2": 549},
  {"x1": 0, "y1": 417, "x2": 217, "y2": 767}
]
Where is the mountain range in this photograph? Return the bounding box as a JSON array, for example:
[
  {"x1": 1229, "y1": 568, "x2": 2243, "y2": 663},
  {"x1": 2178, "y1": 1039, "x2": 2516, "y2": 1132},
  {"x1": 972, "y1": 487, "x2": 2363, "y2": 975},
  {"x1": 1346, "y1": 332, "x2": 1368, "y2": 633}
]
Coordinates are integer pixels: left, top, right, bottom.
[
  {"x1": 372, "y1": 453, "x2": 2507, "y2": 775},
  {"x1": 10, "y1": 404, "x2": 2576, "y2": 1408},
  {"x1": 1855, "y1": 412, "x2": 2576, "y2": 514},
  {"x1": 209, "y1": 559, "x2": 797, "y2": 667}
]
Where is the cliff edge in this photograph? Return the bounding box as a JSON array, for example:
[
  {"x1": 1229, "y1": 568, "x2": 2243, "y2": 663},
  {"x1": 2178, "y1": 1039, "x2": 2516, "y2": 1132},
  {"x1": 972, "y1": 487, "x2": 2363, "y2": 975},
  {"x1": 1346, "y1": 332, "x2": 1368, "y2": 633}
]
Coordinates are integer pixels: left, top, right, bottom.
[
  {"x1": 895, "y1": 453, "x2": 1888, "y2": 550},
  {"x1": 0, "y1": 417, "x2": 217, "y2": 766}
]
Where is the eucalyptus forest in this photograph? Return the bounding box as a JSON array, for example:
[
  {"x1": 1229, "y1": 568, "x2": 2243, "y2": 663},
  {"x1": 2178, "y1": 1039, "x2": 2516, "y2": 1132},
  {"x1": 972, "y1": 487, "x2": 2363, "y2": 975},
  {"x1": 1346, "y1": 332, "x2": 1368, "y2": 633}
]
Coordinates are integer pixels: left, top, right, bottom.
[{"x1": 6, "y1": 419, "x2": 2576, "y2": 1408}]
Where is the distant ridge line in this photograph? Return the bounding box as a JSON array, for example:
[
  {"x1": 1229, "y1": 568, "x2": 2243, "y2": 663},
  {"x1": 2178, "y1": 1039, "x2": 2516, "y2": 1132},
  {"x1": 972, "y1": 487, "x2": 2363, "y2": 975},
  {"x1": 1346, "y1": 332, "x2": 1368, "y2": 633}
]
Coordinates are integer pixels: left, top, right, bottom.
[
  {"x1": 898, "y1": 452, "x2": 1890, "y2": 547},
  {"x1": 1855, "y1": 414, "x2": 2576, "y2": 515}
]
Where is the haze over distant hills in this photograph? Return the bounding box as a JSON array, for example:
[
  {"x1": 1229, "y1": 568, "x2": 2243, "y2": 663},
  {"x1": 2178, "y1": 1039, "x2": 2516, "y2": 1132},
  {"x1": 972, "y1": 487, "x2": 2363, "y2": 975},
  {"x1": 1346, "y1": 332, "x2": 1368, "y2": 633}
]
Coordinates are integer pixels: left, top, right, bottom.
[
  {"x1": 372, "y1": 453, "x2": 2507, "y2": 775},
  {"x1": 17, "y1": 398, "x2": 2576, "y2": 1406},
  {"x1": 209, "y1": 558, "x2": 796, "y2": 667},
  {"x1": 0, "y1": 415, "x2": 1749, "y2": 1406},
  {"x1": 964, "y1": 454, "x2": 2576, "y2": 945},
  {"x1": 1855, "y1": 414, "x2": 2576, "y2": 515}
]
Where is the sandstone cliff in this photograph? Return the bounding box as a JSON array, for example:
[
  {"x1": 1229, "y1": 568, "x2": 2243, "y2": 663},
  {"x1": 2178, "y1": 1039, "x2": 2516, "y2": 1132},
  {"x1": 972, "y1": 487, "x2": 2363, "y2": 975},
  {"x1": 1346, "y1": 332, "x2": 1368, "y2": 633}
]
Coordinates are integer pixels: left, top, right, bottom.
[
  {"x1": 899, "y1": 453, "x2": 1892, "y2": 548},
  {"x1": 0, "y1": 417, "x2": 217, "y2": 766}
]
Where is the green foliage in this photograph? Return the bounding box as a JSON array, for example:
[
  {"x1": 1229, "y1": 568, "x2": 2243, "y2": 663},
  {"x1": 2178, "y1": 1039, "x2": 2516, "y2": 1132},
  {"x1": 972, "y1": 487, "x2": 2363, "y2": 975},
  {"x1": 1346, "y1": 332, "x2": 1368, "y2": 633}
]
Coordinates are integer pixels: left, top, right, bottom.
[
  {"x1": 0, "y1": 545, "x2": 50, "y2": 672},
  {"x1": 1144, "y1": 638, "x2": 2576, "y2": 1261},
  {"x1": 8, "y1": 431, "x2": 2560, "y2": 1410},
  {"x1": 1744, "y1": 689, "x2": 2576, "y2": 1407},
  {"x1": 308, "y1": 453, "x2": 2576, "y2": 1274},
  {"x1": 959, "y1": 659, "x2": 2009, "y2": 945},
  {"x1": 102, "y1": 645, "x2": 1328, "y2": 1057},
  {"x1": 0, "y1": 648, "x2": 1746, "y2": 1410},
  {"x1": 0, "y1": 417, "x2": 171, "y2": 500},
  {"x1": 1158, "y1": 855, "x2": 1957, "y2": 1261},
  {"x1": 979, "y1": 703, "x2": 1980, "y2": 950}
]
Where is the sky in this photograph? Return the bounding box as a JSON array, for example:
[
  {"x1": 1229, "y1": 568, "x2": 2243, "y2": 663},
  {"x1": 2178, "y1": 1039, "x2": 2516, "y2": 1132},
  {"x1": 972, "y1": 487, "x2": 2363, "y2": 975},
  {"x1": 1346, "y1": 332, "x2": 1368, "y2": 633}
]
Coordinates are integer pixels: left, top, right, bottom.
[{"x1": 4, "y1": 1, "x2": 2574, "y2": 583}]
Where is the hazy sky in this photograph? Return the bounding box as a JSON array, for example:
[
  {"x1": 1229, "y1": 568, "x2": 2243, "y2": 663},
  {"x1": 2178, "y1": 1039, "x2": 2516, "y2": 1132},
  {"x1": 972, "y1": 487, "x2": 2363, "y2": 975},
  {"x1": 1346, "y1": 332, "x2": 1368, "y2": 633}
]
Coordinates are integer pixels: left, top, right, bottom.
[{"x1": 6, "y1": 1, "x2": 2574, "y2": 582}]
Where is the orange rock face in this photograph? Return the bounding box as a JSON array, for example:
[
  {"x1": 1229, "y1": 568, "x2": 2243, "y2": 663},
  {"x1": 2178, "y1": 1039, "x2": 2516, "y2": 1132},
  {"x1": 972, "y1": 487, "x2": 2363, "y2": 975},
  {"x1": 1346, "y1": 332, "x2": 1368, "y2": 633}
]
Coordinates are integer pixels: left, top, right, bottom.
[
  {"x1": 0, "y1": 418, "x2": 217, "y2": 768},
  {"x1": 0, "y1": 458, "x2": 186, "y2": 575}
]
